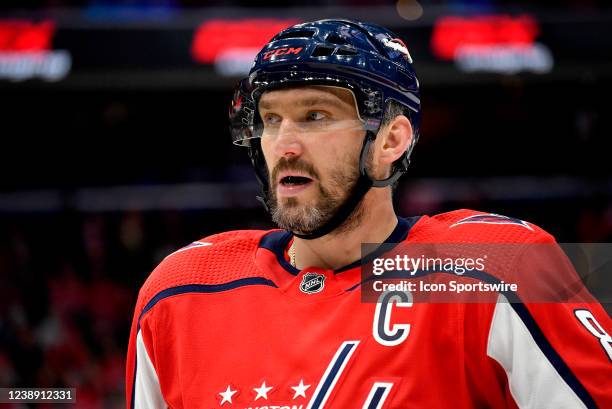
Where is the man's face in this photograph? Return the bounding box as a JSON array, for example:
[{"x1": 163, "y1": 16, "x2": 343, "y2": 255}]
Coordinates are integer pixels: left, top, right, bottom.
[{"x1": 258, "y1": 86, "x2": 365, "y2": 235}]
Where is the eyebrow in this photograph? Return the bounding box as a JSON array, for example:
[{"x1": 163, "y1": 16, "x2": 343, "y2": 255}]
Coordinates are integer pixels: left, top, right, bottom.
[{"x1": 259, "y1": 95, "x2": 349, "y2": 111}]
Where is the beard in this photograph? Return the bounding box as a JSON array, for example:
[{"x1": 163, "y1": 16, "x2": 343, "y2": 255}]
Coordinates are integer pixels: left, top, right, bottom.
[{"x1": 268, "y1": 154, "x2": 365, "y2": 236}]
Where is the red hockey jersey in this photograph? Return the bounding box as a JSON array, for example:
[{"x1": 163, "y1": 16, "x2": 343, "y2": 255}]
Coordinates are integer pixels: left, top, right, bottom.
[{"x1": 126, "y1": 209, "x2": 612, "y2": 408}]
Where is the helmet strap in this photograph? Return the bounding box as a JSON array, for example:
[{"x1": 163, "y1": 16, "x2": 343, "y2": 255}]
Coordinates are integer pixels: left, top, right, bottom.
[{"x1": 248, "y1": 139, "x2": 271, "y2": 212}]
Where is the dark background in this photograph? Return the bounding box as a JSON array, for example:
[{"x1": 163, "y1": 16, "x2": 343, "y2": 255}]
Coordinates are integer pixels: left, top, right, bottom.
[{"x1": 0, "y1": 1, "x2": 611, "y2": 408}]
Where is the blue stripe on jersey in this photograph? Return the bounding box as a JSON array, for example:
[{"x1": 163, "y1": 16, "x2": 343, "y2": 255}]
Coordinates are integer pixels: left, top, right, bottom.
[
  {"x1": 309, "y1": 342, "x2": 357, "y2": 409},
  {"x1": 367, "y1": 386, "x2": 386, "y2": 409},
  {"x1": 508, "y1": 301, "x2": 598, "y2": 409},
  {"x1": 139, "y1": 277, "x2": 278, "y2": 319}
]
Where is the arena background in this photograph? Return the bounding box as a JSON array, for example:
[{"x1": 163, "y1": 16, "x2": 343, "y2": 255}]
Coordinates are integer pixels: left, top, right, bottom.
[{"x1": 1, "y1": 1, "x2": 611, "y2": 407}]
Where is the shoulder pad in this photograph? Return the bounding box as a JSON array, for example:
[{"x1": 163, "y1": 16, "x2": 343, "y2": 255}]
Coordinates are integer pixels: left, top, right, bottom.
[
  {"x1": 135, "y1": 229, "x2": 275, "y2": 315},
  {"x1": 411, "y1": 209, "x2": 555, "y2": 244}
]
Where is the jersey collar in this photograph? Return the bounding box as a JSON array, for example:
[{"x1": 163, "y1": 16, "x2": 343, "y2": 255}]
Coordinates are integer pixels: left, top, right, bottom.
[{"x1": 258, "y1": 216, "x2": 421, "y2": 277}]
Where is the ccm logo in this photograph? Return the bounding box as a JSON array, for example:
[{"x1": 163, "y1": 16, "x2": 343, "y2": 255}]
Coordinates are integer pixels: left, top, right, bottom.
[{"x1": 263, "y1": 47, "x2": 303, "y2": 60}]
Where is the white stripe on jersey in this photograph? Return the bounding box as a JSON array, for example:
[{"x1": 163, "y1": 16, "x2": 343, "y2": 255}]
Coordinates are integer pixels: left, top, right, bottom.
[
  {"x1": 135, "y1": 330, "x2": 168, "y2": 409},
  {"x1": 487, "y1": 295, "x2": 587, "y2": 409},
  {"x1": 166, "y1": 241, "x2": 212, "y2": 259}
]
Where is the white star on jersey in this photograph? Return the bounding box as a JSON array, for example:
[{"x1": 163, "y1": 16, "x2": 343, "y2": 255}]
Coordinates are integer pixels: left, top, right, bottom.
[
  {"x1": 219, "y1": 385, "x2": 237, "y2": 405},
  {"x1": 253, "y1": 381, "x2": 273, "y2": 400},
  {"x1": 291, "y1": 379, "x2": 311, "y2": 399}
]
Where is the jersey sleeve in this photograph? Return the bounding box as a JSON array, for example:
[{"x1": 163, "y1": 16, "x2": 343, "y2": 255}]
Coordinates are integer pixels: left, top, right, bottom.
[
  {"x1": 125, "y1": 289, "x2": 167, "y2": 409},
  {"x1": 484, "y1": 234, "x2": 612, "y2": 408}
]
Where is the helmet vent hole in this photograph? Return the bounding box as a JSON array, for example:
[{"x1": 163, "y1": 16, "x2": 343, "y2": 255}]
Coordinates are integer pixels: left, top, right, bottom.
[
  {"x1": 276, "y1": 29, "x2": 315, "y2": 40},
  {"x1": 325, "y1": 33, "x2": 349, "y2": 45},
  {"x1": 312, "y1": 45, "x2": 335, "y2": 57},
  {"x1": 334, "y1": 48, "x2": 358, "y2": 56}
]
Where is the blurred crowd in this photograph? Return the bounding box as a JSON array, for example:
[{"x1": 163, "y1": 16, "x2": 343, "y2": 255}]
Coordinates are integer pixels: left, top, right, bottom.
[{"x1": 0, "y1": 210, "x2": 216, "y2": 408}]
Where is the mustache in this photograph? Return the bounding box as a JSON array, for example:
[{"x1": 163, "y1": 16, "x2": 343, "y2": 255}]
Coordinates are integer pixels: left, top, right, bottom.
[{"x1": 271, "y1": 157, "x2": 320, "y2": 185}]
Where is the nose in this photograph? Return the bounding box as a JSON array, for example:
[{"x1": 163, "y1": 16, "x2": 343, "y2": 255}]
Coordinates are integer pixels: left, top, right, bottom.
[{"x1": 273, "y1": 119, "x2": 304, "y2": 158}]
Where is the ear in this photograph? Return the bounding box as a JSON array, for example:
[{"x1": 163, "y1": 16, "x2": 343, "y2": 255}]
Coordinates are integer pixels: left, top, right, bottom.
[{"x1": 375, "y1": 115, "x2": 414, "y2": 171}]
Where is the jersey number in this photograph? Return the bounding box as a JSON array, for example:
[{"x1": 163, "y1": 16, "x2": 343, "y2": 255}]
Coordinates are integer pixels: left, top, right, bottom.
[{"x1": 575, "y1": 309, "x2": 612, "y2": 362}]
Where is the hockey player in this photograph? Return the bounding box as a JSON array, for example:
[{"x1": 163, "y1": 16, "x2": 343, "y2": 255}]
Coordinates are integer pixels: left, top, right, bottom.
[{"x1": 126, "y1": 19, "x2": 611, "y2": 408}]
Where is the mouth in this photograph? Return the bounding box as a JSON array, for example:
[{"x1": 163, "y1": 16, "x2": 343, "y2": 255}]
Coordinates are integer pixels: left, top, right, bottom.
[
  {"x1": 280, "y1": 175, "x2": 312, "y2": 186},
  {"x1": 276, "y1": 173, "x2": 315, "y2": 197}
]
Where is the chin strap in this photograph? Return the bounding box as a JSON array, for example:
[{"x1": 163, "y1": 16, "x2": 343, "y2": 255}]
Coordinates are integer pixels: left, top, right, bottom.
[
  {"x1": 292, "y1": 131, "x2": 375, "y2": 239},
  {"x1": 248, "y1": 139, "x2": 271, "y2": 213},
  {"x1": 250, "y1": 131, "x2": 408, "y2": 240}
]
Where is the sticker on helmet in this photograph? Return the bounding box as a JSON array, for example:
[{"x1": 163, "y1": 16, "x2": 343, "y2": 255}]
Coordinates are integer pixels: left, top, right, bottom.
[{"x1": 382, "y1": 38, "x2": 413, "y2": 62}]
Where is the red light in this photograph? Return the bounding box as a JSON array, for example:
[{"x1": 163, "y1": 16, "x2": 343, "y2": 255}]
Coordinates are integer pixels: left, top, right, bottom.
[
  {"x1": 191, "y1": 19, "x2": 300, "y2": 64},
  {"x1": 431, "y1": 15, "x2": 539, "y2": 60},
  {"x1": 0, "y1": 20, "x2": 55, "y2": 51}
]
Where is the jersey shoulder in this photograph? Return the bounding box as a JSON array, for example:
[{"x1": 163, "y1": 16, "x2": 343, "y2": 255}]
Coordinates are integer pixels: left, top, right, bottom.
[
  {"x1": 408, "y1": 209, "x2": 567, "y2": 290},
  {"x1": 410, "y1": 208, "x2": 555, "y2": 244},
  {"x1": 135, "y1": 229, "x2": 275, "y2": 315}
]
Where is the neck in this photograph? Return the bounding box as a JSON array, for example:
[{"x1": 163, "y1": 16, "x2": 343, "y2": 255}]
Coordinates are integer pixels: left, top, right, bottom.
[{"x1": 292, "y1": 190, "x2": 397, "y2": 270}]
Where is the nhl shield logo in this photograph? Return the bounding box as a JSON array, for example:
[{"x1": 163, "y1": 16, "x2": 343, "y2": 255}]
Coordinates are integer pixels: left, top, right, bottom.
[{"x1": 300, "y1": 272, "x2": 325, "y2": 294}]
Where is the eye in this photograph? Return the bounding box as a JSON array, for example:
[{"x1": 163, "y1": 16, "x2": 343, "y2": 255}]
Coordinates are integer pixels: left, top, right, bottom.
[
  {"x1": 306, "y1": 111, "x2": 327, "y2": 121},
  {"x1": 262, "y1": 113, "x2": 281, "y2": 125}
]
